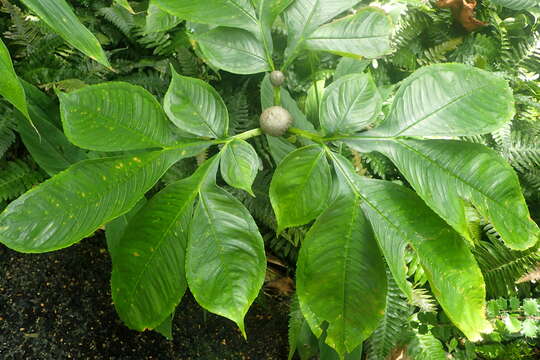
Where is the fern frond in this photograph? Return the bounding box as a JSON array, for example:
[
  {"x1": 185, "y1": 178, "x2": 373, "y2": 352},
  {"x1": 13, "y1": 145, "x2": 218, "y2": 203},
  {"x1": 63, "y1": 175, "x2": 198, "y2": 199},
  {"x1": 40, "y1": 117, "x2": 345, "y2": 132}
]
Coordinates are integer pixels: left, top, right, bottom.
[
  {"x1": 406, "y1": 332, "x2": 447, "y2": 360},
  {"x1": 474, "y1": 240, "x2": 540, "y2": 298},
  {"x1": 176, "y1": 47, "x2": 201, "y2": 78},
  {"x1": 0, "y1": 113, "x2": 15, "y2": 158},
  {"x1": 97, "y1": 6, "x2": 136, "y2": 38},
  {"x1": 0, "y1": 159, "x2": 45, "y2": 201},
  {"x1": 367, "y1": 268, "x2": 412, "y2": 360},
  {"x1": 503, "y1": 132, "x2": 540, "y2": 173},
  {"x1": 226, "y1": 82, "x2": 254, "y2": 135}
]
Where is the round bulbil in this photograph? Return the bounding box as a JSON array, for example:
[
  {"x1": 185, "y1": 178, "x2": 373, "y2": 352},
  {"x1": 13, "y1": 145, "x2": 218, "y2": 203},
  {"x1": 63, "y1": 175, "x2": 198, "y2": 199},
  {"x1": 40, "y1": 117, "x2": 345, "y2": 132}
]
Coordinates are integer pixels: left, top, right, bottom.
[
  {"x1": 270, "y1": 71, "x2": 286, "y2": 87},
  {"x1": 260, "y1": 106, "x2": 293, "y2": 137}
]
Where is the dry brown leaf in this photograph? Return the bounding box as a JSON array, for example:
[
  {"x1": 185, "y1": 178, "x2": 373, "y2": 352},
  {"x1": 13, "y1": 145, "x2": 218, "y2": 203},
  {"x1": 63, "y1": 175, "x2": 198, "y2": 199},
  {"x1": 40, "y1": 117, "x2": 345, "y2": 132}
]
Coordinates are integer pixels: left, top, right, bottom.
[{"x1": 436, "y1": 0, "x2": 487, "y2": 32}]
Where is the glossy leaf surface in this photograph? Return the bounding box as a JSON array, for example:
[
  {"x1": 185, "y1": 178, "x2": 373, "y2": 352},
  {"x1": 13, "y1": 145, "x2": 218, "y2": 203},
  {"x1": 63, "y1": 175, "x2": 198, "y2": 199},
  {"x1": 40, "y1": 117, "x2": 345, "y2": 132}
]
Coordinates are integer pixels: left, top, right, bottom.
[
  {"x1": 371, "y1": 64, "x2": 515, "y2": 137},
  {"x1": 164, "y1": 69, "x2": 228, "y2": 138},
  {"x1": 320, "y1": 73, "x2": 381, "y2": 136},
  {"x1": 193, "y1": 27, "x2": 270, "y2": 75},
  {"x1": 145, "y1": 3, "x2": 182, "y2": 33},
  {"x1": 490, "y1": 0, "x2": 539, "y2": 9},
  {"x1": 21, "y1": 0, "x2": 110, "y2": 67},
  {"x1": 305, "y1": 8, "x2": 393, "y2": 59},
  {"x1": 283, "y1": 0, "x2": 360, "y2": 60},
  {"x1": 297, "y1": 190, "x2": 387, "y2": 356},
  {"x1": 186, "y1": 185, "x2": 266, "y2": 335},
  {"x1": 112, "y1": 159, "x2": 218, "y2": 331},
  {"x1": 270, "y1": 145, "x2": 332, "y2": 233},
  {"x1": 359, "y1": 139, "x2": 539, "y2": 250},
  {"x1": 0, "y1": 149, "x2": 184, "y2": 253},
  {"x1": 153, "y1": 0, "x2": 258, "y2": 32},
  {"x1": 0, "y1": 38, "x2": 30, "y2": 120},
  {"x1": 59, "y1": 82, "x2": 175, "y2": 151},
  {"x1": 220, "y1": 139, "x2": 259, "y2": 195},
  {"x1": 332, "y1": 153, "x2": 493, "y2": 341}
]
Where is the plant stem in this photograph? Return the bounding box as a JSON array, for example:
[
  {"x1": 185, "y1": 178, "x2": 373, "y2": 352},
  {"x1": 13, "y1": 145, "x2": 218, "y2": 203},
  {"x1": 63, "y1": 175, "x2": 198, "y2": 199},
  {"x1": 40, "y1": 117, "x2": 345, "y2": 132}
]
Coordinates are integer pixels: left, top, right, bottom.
[
  {"x1": 231, "y1": 128, "x2": 263, "y2": 141},
  {"x1": 287, "y1": 127, "x2": 324, "y2": 142},
  {"x1": 273, "y1": 86, "x2": 281, "y2": 106}
]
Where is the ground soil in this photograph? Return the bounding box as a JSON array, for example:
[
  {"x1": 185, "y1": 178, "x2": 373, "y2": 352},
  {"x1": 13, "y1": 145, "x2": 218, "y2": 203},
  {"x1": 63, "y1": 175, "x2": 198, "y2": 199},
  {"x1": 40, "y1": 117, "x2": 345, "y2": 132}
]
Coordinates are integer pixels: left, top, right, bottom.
[{"x1": 0, "y1": 235, "x2": 289, "y2": 360}]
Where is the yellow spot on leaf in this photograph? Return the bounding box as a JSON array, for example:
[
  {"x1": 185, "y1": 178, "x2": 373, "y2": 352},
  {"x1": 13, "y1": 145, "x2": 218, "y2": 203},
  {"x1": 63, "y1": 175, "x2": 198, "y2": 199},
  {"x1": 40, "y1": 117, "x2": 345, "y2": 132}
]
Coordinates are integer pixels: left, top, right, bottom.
[{"x1": 133, "y1": 252, "x2": 140, "y2": 257}]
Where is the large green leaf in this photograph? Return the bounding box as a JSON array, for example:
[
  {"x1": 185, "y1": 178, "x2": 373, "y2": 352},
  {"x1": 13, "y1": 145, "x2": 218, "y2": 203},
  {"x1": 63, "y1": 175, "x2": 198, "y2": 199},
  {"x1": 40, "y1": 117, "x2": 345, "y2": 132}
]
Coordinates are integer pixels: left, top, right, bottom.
[
  {"x1": 334, "y1": 57, "x2": 370, "y2": 79},
  {"x1": 283, "y1": 0, "x2": 361, "y2": 62},
  {"x1": 0, "y1": 38, "x2": 30, "y2": 121},
  {"x1": 111, "y1": 158, "x2": 219, "y2": 331},
  {"x1": 270, "y1": 145, "x2": 332, "y2": 233},
  {"x1": 193, "y1": 27, "x2": 270, "y2": 75},
  {"x1": 145, "y1": 3, "x2": 182, "y2": 33},
  {"x1": 17, "y1": 82, "x2": 87, "y2": 175},
  {"x1": 164, "y1": 69, "x2": 228, "y2": 138},
  {"x1": 186, "y1": 184, "x2": 266, "y2": 336},
  {"x1": 370, "y1": 64, "x2": 515, "y2": 137},
  {"x1": 105, "y1": 198, "x2": 146, "y2": 260},
  {"x1": 349, "y1": 138, "x2": 539, "y2": 251},
  {"x1": 297, "y1": 188, "x2": 387, "y2": 357},
  {"x1": 153, "y1": 0, "x2": 258, "y2": 32},
  {"x1": 320, "y1": 73, "x2": 381, "y2": 136},
  {"x1": 331, "y1": 153, "x2": 493, "y2": 341},
  {"x1": 253, "y1": 0, "x2": 294, "y2": 57},
  {"x1": 490, "y1": 0, "x2": 539, "y2": 10},
  {"x1": 59, "y1": 82, "x2": 176, "y2": 151},
  {"x1": 20, "y1": 0, "x2": 110, "y2": 67},
  {"x1": 0, "y1": 145, "x2": 205, "y2": 253},
  {"x1": 220, "y1": 139, "x2": 259, "y2": 195},
  {"x1": 304, "y1": 8, "x2": 393, "y2": 59}
]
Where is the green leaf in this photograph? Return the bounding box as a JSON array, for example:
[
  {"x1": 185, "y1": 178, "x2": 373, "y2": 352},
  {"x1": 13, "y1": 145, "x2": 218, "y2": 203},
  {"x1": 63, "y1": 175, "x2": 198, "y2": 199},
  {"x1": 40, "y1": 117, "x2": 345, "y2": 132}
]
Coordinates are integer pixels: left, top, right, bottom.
[
  {"x1": 320, "y1": 73, "x2": 381, "y2": 136},
  {"x1": 0, "y1": 38, "x2": 30, "y2": 121},
  {"x1": 305, "y1": 80, "x2": 325, "y2": 128},
  {"x1": 523, "y1": 299, "x2": 539, "y2": 316},
  {"x1": 186, "y1": 184, "x2": 266, "y2": 336},
  {"x1": 370, "y1": 64, "x2": 515, "y2": 137},
  {"x1": 522, "y1": 318, "x2": 538, "y2": 338},
  {"x1": 220, "y1": 139, "x2": 259, "y2": 195},
  {"x1": 164, "y1": 69, "x2": 229, "y2": 138},
  {"x1": 503, "y1": 315, "x2": 522, "y2": 333},
  {"x1": 490, "y1": 0, "x2": 539, "y2": 10},
  {"x1": 283, "y1": 0, "x2": 361, "y2": 62},
  {"x1": 297, "y1": 188, "x2": 387, "y2": 356},
  {"x1": 192, "y1": 27, "x2": 270, "y2": 75},
  {"x1": 145, "y1": 3, "x2": 182, "y2": 33},
  {"x1": 20, "y1": 0, "x2": 110, "y2": 67},
  {"x1": 114, "y1": 0, "x2": 136, "y2": 14},
  {"x1": 305, "y1": 8, "x2": 393, "y2": 59},
  {"x1": 331, "y1": 153, "x2": 492, "y2": 341},
  {"x1": 0, "y1": 148, "x2": 197, "y2": 253},
  {"x1": 407, "y1": 333, "x2": 447, "y2": 360},
  {"x1": 367, "y1": 269, "x2": 411, "y2": 360},
  {"x1": 288, "y1": 295, "x2": 319, "y2": 360},
  {"x1": 154, "y1": 312, "x2": 174, "y2": 340},
  {"x1": 334, "y1": 57, "x2": 370, "y2": 79},
  {"x1": 270, "y1": 145, "x2": 332, "y2": 233},
  {"x1": 105, "y1": 198, "x2": 146, "y2": 260},
  {"x1": 352, "y1": 138, "x2": 539, "y2": 250},
  {"x1": 153, "y1": 0, "x2": 258, "y2": 33},
  {"x1": 59, "y1": 82, "x2": 176, "y2": 151},
  {"x1": 17, "y1": 82, "x2": 87, "y2": 175},
  {"x1": 111, "y1": 158, "x2": 219, "y2": 331},
  {"x1": 255, "y1": 0, "x2": 294, "y2": 54}
]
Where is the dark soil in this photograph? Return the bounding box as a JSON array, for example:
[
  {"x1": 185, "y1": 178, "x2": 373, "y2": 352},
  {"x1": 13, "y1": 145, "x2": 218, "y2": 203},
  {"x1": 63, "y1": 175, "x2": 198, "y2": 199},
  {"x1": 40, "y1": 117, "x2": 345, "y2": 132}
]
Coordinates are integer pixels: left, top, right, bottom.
[{"x1": 0, "y1": 235, "x2": 289, "y2": 359}]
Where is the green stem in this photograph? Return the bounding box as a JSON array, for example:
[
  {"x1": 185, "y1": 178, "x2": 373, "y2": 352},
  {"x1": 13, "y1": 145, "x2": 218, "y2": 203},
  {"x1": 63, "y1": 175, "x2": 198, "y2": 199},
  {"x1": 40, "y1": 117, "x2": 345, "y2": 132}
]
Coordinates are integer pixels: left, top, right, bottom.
[
  {"x1": 287, "y1": 127, "x2": 324, "y2": 142},
  {"x1": 230, "y1": 128, "x2": 263, "y2": 141},
  {"x1": 273, "y1": 86, "x2": 281, "y2": 106}
]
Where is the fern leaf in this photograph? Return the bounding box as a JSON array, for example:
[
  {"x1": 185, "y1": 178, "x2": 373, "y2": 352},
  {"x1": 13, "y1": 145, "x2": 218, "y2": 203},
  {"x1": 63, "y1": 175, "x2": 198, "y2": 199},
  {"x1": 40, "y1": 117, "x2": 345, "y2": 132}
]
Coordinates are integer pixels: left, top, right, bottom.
[
  {"x1": 0, "y1": 159, "x2": 45, "y2": 201},
  {"x1": 0, "y1": 113, "x2": 15, "y2": 158},
  {"x1": 406, "y1": 332, "x2": 447, "y2": 360},
  {"x1": 474, "y1": 240, "x2": 540, "y2": 298},
  {"x1": 367, "y1": 269, "x2": 411, "y2": 360}
]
